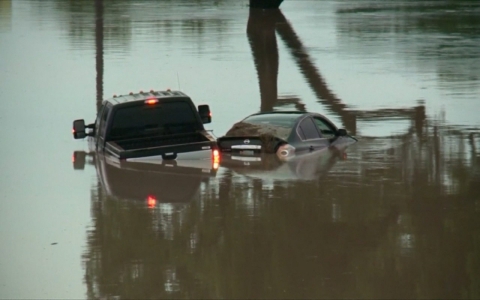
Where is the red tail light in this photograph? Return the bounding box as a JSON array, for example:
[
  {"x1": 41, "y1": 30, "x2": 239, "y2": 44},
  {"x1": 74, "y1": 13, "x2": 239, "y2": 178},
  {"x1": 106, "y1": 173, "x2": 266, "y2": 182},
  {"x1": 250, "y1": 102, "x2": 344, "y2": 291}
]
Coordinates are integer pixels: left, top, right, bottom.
[
  {"x1": 212, "y1": 149, "x2": 220, "y2": 169},
  {"x1": 212, "y1": 149, "x2": 220, "y2": 162},
  {"x1": 147, "y1": 195, "x2": 157, "y2": 208}
]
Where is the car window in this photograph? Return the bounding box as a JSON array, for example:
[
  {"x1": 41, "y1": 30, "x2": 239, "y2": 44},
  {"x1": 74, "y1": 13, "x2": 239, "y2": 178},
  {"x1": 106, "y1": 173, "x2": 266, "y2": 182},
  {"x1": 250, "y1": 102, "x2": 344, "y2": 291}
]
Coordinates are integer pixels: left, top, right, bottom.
[
  {"x1": 299, "y1": 117, "x2": 320, "y2": 140},
  {"x1": 95, "y1": 104, "x2": 105, "y2": 133},
  {"x1": 109, "y1": 101, "x2": 200, "y2": 140},
  {"x1": 313, "y1": 117, "x2": 336, "y2": 136},
  {"x1": 243, "y1": 114, "x2": 298, "y2": 128},
  {"x1": 99, "y1": 104, "x2": 111, "y2": 138}
]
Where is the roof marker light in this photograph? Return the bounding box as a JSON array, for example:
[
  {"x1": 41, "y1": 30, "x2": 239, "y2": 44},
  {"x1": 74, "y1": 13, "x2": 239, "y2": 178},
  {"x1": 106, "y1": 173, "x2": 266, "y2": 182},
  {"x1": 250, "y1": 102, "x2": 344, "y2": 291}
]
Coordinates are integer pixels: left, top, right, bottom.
[
  {"x1": 150, "y1": 89, "x2": 154, "y2": 93},
  {"x1": 129, "y1": 92, "x2": 133, "y2": 95},
  {"x1": 145, "y1": 98, "x2": 158, "y2": 105},
  {"x1": 147, "y1": 196, "x2": 157, "y2": 208}
]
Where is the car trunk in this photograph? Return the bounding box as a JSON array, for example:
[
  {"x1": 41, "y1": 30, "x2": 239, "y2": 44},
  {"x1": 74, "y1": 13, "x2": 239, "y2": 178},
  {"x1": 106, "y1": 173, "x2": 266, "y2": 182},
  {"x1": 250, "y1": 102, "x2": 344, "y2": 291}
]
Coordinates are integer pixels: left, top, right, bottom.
[
  {"x1": 217, "y1": 135, "x2": 285, "y2": 154},
  {"x1": 218, "y1": 121, "x2": 289, "y2": 154}
]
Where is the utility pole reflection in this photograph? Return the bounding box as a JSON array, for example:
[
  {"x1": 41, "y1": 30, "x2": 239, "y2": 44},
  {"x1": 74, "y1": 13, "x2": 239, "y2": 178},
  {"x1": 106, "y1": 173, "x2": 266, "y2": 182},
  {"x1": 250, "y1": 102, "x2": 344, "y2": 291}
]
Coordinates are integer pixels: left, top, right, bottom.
[
  {"x1": 247, "y1": 8, "x2": 431, "y2": 137},
  {"x1": 249, "y1": 0, "x2": 284, "y2": 9},
  {"x1": 247, "y1": 9, "x2": 279, "y2": 112},
  {"x1": 95, "y1": 0, "x2": 104, "y2": 113},
  {"x1": 247, "y1": 8, "x2": 357, "y2": 134}
]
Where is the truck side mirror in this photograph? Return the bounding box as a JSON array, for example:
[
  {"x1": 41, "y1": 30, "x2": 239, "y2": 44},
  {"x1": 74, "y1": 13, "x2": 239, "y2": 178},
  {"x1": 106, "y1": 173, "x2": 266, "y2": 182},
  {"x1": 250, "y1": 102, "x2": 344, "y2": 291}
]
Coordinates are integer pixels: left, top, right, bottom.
[
  {"x1": 337, "y1": 128, "x2": 347, "y2": 136},
  {"x1": 72, "y1": 151, "x2": 86, "y2": 170},
  {"x1": 198, "y1": 105, "x2": 211, "y2": 124},
  {"x1": 73, "y1": 119, "x2": 86, "y2": 139}
]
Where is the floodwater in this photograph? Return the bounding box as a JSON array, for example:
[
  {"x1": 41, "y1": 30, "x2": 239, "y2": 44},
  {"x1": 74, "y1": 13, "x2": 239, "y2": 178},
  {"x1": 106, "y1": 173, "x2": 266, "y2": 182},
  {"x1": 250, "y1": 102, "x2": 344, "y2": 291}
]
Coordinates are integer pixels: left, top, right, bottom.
[{"x1": 1, "y1": 0, "x2": 479, "y2": 299}]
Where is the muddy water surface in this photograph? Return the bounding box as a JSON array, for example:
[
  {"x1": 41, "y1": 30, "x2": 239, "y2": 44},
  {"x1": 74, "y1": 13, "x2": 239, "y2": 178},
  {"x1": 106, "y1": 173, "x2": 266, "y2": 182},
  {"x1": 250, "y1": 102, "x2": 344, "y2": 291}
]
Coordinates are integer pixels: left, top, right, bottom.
[{"x1": 0, "y1": 0, "x2": 479, "y2": 299}]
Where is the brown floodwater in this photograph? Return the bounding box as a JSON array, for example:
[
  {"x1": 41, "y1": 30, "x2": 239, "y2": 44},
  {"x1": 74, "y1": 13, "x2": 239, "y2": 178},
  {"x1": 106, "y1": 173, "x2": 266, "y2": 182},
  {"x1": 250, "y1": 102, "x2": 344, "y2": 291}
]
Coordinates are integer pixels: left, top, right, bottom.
[{"x1": 0, "y1": 0, "x2": 479, "y2": 299}]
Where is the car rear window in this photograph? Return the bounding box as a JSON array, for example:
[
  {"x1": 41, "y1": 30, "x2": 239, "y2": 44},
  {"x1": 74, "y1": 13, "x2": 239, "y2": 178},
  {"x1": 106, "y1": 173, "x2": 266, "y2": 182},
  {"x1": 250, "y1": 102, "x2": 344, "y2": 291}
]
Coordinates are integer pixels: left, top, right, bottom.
[
  {"x1": 225, "y1": 114, "x2": 299, "y2": 140},
  {"x1": 108, "y1": 101, "x2": 200, "y2": 140},
  {"x1": 243, "y1": 114, "x2": 298, "y2": 128}
]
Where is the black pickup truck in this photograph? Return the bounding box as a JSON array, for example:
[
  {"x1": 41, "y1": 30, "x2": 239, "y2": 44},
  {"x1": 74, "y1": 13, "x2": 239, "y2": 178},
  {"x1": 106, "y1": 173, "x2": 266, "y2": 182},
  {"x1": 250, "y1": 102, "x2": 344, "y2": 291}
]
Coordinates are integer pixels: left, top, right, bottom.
[{"x1": 73, "y1": 90, "x2": 219, "y2": 164}]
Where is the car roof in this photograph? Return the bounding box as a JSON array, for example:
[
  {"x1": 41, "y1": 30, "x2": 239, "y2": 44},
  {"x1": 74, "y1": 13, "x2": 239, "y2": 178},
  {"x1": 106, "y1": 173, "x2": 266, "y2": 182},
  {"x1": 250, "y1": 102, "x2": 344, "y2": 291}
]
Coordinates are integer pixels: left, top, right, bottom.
[
  {"x1": 106, "y1": 90, "x2": 189, "y2": 105},
  {"x1": 243, "y1": 111, "x2": 317, "y2": 122}
]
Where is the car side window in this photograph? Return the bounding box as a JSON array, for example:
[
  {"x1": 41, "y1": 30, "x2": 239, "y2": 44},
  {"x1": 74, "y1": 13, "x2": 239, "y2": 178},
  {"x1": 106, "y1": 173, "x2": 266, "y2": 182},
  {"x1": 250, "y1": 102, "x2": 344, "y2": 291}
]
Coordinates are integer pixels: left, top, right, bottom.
[
  {"x1": 95, "y1": 104, "x2": 105, "y2": 134},
  {"x1": 313, "y1": 117, "x2": 336, "y2": 136},
  {"x1": 99, "y1": 105, "x2": 111, "y2": 138},
  {"x1": 298, "y1": 117, "x2": 320, "y2": 140}
]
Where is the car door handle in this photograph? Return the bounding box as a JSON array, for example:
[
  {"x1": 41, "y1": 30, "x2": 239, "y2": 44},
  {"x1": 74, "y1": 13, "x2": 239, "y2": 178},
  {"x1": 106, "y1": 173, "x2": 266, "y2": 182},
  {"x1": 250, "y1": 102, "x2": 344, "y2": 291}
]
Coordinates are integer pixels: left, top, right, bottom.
[{"x1": 309, "y1": 145, "x2": 314, "y2": 151}]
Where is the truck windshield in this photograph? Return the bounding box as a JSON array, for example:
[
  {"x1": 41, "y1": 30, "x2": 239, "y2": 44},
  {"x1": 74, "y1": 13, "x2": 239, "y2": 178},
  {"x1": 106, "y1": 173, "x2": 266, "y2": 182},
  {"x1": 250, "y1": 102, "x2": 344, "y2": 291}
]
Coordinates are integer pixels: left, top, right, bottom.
[{"x1": 108, "y1": 101, "x2": 201, "y2": 140}]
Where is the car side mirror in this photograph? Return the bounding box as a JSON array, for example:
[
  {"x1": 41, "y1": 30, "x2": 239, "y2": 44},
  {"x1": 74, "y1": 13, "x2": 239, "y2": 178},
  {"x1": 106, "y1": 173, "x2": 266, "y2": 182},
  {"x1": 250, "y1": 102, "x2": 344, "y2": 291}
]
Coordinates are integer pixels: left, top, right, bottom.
[
  {"x1": 198, "y1": 105, "x2": 211, "y2": 124},
  {"x1": 337, "y1": 128, "x2": 347, "y2": 136},
  {"x1": 73, "y1": 119, "x2": 86, "y2": 139}
]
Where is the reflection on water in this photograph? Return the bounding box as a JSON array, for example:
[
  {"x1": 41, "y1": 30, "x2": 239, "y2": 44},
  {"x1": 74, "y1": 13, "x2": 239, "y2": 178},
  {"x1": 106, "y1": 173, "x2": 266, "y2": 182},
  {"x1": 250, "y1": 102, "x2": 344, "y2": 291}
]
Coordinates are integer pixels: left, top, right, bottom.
[
  {"x1": 79, "y1": 121, "x2": 480, "y2": 299},
  {"x1": 336, "y1": 0, "x2": 480, "y2": 94},
  {"x1": 2, "y1": 0, "x2": 479, "y2": 299},
  {"x1": 247, "y1": 8, "x2": 433, "y2": 137},
  {"x1": 70, "y1": 1, "x2": 478, "y2": 298},
  {"x1": 0, "y1": 0, "x2": 12, "y2": 31}
]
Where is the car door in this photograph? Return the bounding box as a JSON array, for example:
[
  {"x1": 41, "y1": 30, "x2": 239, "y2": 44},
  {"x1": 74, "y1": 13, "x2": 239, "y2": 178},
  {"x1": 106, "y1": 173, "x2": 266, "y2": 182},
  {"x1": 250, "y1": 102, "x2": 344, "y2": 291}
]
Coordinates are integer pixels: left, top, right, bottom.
[{"x1": 296, "y1": 117, "x2": 329, "y2": 152}]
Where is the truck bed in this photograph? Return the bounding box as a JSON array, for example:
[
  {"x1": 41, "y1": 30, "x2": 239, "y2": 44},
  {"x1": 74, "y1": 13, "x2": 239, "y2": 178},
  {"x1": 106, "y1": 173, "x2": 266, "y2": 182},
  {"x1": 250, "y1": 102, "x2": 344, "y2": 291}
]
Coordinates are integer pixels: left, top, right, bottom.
[{"x1": 105, "y1": 131, "x2": 214, "y2": 160}]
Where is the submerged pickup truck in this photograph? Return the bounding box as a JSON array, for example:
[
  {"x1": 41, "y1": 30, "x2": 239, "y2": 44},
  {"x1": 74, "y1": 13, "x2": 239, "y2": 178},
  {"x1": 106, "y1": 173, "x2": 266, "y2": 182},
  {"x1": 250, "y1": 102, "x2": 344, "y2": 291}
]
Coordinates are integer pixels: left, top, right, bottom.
[{"x1": 73, "y1": 90, "x2": 218, "y2": 164}]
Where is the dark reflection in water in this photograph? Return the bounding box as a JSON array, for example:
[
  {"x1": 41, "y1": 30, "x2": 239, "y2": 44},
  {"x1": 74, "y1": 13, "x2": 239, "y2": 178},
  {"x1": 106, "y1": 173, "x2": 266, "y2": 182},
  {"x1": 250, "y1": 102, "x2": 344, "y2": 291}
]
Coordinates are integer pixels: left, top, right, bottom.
[
  {"x1": 47, "y1": 0, "x2": 480, "y2": 298},
  {"x1": 80, "y1": 120, "x2": 480, "y2": 299},
  {"x1": 95, "y1": 0, "x2": 104, "y2": 112},
  {"x1": 247, "y1": 8, "x2": 429, "y2": 137},
  {"x1": 336, "y1": 0, "x2": 480, "y2": 92},
  {"x1": 76, "y1": 151, "x2": 219, "y2": 299},
  {"x1": 0, "y1": 0, "x2": 12, "y2": 31},
  {"x1": 40, "y1": 0, "x2": 231, "y2": 53}
]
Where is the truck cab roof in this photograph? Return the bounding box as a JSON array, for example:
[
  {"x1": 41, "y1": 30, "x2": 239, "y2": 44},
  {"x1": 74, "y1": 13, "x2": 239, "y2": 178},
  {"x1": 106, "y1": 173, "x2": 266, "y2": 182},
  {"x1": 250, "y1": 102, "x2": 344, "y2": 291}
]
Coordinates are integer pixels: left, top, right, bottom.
[{"x1": 106, "y1": 90, "x2": 189, "y2": 105}]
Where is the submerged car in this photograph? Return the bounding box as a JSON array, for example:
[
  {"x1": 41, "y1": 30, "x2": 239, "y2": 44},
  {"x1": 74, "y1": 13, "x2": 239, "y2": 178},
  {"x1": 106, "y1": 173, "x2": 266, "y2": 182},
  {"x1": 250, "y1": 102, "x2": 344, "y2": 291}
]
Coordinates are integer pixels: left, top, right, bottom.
[{"x1": 217, "y1": 111, "x2": 356, "y2": 160}]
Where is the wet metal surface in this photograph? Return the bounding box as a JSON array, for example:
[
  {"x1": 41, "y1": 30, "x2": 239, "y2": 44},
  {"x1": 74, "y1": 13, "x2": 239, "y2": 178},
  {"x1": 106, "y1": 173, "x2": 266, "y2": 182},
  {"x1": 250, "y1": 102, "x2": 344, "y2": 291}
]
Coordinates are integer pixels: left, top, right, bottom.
[{"x1": 1, "y1": 0, "x2": 479, "y2": 299}]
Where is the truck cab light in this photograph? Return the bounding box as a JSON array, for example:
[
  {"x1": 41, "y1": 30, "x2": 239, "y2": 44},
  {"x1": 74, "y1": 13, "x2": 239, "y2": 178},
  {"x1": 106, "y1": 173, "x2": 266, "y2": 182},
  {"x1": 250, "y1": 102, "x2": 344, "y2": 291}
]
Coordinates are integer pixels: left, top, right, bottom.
[{"x1": 145, "y1": 98, "x2": 159, "y2": 105}]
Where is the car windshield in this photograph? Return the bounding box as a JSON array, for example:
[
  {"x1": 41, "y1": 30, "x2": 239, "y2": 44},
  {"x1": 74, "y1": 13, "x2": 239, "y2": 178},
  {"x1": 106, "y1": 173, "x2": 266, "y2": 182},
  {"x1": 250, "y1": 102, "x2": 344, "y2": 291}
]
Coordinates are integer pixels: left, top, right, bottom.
[
  {"x1": 108, "y1": 101, "x2": 200, "y2": 140},
  {"x1": 225, "y1": 113, "x2": 299, "y2": 140}
]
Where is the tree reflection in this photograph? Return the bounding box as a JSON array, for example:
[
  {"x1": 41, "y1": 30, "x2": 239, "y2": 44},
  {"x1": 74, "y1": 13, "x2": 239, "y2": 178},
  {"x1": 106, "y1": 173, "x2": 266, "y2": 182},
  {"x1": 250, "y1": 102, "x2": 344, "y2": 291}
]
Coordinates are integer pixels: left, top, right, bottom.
[
  {"x1": 335, "y1": 0, "x2": 480, "y2": 90},
  {"x1": 44, "y1": 0, "x2": 230, "y2": 51},
  {"x1": 0, "y1": 0, "x2": 12, "y2": 31}
]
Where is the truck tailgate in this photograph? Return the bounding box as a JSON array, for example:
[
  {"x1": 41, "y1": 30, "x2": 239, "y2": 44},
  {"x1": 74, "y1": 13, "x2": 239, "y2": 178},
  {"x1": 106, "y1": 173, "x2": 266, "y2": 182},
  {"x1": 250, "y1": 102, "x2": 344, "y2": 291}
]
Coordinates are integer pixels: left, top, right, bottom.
[{"x1": 105, "y1": 132, "x2": 215, "y2": 160}]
